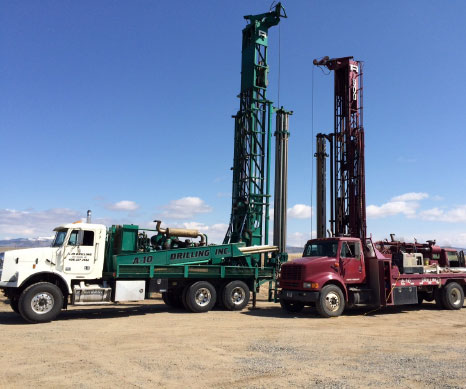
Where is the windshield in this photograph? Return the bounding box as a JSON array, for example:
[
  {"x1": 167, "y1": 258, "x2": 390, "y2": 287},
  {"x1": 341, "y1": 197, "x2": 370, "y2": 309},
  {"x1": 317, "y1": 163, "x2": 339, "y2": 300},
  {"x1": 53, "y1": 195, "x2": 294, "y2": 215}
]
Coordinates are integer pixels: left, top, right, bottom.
[
  {"x1": 303, "y1": 241, "x2": 339, "y2": 257},
  {"x1": 52, "y1": 230, "x2": 67, "y2": 247}
]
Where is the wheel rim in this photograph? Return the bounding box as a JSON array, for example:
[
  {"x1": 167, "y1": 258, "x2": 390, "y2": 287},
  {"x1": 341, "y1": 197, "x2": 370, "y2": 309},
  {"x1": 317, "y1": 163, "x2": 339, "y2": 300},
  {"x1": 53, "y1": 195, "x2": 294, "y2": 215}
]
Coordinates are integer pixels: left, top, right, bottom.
[
  {"x1": 230, "y1": 287, "x2": 245, "y2": 306},
  {"x1": 324, "y1": 291, "x2": 340, "y2": 312},
  {"x1": 451, "y1": 288, "x2": 461, "y2": 306},
  {"x1": 195, "y1": 288, "x2": 211, "y2": 307},
  {"x1": 31, "y1": 292, "x2": 55, "y2": 314}
]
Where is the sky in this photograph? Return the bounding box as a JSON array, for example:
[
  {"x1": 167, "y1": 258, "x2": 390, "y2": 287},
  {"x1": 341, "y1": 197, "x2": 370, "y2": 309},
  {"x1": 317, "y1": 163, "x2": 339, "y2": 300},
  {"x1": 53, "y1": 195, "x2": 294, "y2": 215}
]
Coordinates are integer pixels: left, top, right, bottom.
[{"x1": 1, "y1": 1, "x2": 466, "y2": 247}]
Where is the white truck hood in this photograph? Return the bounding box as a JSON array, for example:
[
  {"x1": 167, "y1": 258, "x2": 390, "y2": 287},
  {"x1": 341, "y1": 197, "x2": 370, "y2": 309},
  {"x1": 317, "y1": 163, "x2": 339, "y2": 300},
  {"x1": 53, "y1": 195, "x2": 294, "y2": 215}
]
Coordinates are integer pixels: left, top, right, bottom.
[{"x1": 1, "y1": 247, "x2": 55, "y2": 283}]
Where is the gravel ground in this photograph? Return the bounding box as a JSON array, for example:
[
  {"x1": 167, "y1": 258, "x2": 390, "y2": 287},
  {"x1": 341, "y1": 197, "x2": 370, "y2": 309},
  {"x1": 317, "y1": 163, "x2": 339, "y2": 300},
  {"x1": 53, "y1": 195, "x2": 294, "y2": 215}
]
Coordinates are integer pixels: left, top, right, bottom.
[{"x1": 0, "y1": 290, "x2": 465, "y2": 388}]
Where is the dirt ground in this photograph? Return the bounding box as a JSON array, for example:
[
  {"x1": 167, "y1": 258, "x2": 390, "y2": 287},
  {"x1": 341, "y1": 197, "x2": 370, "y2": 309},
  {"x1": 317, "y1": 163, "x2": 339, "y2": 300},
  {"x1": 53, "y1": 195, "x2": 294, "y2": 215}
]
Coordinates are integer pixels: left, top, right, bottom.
[{"x1": 1, "y1": 290, "x2": 465, "y2": 389}]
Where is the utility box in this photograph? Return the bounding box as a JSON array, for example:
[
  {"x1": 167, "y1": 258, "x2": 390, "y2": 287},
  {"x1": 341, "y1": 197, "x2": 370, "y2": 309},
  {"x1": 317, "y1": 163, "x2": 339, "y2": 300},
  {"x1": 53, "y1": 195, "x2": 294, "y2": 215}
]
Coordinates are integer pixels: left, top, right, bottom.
[
  {"x1": 393, "y1": 286, "x2": 418, "y2": 305},
  {"x1": 393, "y1": 253, "x2": 424, "y2": 274},
  {"x1": 114, "y1": 280, "x2": 146, "y2": 302}
]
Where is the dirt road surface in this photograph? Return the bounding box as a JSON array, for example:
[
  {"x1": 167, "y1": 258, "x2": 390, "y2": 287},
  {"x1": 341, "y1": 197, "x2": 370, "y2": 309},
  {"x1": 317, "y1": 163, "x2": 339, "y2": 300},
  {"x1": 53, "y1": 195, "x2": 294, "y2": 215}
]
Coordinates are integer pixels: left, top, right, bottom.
[{"x1": 1, "y1": 290, "x2": 465, "y2": 388}]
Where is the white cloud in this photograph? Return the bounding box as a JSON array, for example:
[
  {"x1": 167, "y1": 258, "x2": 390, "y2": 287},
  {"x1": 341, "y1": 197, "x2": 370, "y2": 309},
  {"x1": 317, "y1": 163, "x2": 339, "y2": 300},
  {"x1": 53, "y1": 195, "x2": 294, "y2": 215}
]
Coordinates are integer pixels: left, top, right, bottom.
[
  {"x1": 407, "y1": 232, "x2": 466, "y2": 249},
  {"x1": 437, "y1": 232, "x2": 466, "y2": 248},
  {"x1": 420, "y1": 205, "x2": 466, "y2": 223},
  {"x1": 367, "y1": 192, "x2": 428, "y2": 219},
  {"x1": 182, "y1": 222, "x2": 228, "y2": 244},
  {"x1": 367, "y1": 201, "x2": 419, "y2": 218},
  {"x1": 149, "y1": 220, "x2": 227, "y2": 244},
  {"x1": 0, "y1": 208, "x2": 82, "y2": 239},
  {"x1": 160, "y1": 197, "x2": 212, "y2": 219},
  {"x1": 287, "y1": 204, "x2": 313, "y2": 219},
  {"x1": 106, "y1": 200, "x2": 139, "y2": 211},
  {"x1": 287, "y1": 231, "x2": 315, "y2": 247},
  {"x1": 391, "y1": 192, "x2": 428, "y2": 201}
]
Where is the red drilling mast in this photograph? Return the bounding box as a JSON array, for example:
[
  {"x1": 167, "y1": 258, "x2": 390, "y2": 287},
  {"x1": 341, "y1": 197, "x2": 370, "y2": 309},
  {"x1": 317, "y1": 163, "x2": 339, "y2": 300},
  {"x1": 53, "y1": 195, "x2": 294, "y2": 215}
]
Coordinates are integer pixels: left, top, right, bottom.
[{"x1": 314, "y1": 56, "x2": 366, "y2": 240}]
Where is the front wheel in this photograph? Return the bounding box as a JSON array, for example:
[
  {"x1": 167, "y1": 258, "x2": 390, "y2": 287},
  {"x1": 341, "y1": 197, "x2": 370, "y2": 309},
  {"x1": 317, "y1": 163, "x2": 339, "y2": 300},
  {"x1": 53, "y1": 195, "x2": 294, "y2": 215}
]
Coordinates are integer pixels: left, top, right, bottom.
[
  {"x1": 18, "y1": 282, "x2": 64, "y2": 323},
  {"x1": 434, "y1": 288, "x2": 445, "y2": 309},
  {"x1": 316, "y1": 285, "x2": 345, "y2": 318}
]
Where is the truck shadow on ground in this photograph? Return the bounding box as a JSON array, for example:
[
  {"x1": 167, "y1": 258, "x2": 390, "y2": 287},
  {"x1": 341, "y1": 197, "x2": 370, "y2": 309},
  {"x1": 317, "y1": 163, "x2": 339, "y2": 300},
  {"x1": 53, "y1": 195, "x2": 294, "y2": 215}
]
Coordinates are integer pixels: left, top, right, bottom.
[
  {"x1": 0, "y1": 300, "x2": 196, "y2": 325},
  {"x1": 241, "y1": 302, "x2": 442, "y2": 319},
  {"x1": 0, "y1": 301, "x2": 446, "y2": 325}
]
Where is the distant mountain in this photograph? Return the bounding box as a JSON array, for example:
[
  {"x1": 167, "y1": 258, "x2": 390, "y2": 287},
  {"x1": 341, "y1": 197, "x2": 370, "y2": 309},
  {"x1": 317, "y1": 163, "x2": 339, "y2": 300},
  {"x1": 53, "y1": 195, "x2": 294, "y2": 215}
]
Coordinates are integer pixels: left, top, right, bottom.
[
  {"x1": 0, "y1": 237, "x2": 53, "y2": 249},
  {"x1": 286, "y1": 246, "x2": 303, "y2": 253}
]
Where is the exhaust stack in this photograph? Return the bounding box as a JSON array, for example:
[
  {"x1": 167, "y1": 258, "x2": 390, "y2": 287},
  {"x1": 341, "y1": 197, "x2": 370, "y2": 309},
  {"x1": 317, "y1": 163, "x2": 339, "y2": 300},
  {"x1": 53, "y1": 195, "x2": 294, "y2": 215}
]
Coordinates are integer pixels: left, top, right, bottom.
[{"x1": 273, "y1": 108, "x2": 292, "y2": 257}]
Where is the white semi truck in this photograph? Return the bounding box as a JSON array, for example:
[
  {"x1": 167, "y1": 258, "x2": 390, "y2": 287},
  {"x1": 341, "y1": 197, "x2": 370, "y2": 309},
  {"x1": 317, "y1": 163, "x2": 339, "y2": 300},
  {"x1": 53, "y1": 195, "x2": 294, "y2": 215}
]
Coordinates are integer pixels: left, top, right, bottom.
[{"x1": 0, "y1": 220, "x2": 278, "y2": 323}]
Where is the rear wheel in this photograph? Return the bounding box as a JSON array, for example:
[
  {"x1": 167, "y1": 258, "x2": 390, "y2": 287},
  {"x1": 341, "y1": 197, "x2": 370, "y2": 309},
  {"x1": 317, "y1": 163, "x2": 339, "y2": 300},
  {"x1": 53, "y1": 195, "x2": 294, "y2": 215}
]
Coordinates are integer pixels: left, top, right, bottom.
[
  {"x1": 162, "y1": 289, "x2": 184, "y2": 309},
  {"x1": 442, "y1": 282, "x2": 464, "y2": 310},
  {"x1": 18, "y1": 282, "x2": 64, "y2": 323},
  {"x1": 185, "y1": 281, "x2": 216, "y2": 313},
  {"x1": 434, "y1": 288, "x2": 445, "y2": 309},
  {"x1": 280, "y1": 299, "x2": 304, "y2": 313},
  {"x1": 222, "y1": 281, "x2": 250, "y2": 311},
  {"x1": 417, "y1": 294, "x2": 424, "y2": 305},
  {"x1": 316, "y1": 285, "x2": 345, "y2": 318},
  {"x1": 182, "y1": 284, "x2": 191, "y2": 310}
]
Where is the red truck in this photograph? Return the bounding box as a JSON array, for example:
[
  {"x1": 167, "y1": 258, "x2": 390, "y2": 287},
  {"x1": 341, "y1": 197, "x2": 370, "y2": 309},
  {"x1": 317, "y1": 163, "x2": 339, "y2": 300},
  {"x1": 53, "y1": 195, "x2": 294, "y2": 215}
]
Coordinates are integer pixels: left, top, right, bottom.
[
  {"x1": 278, "y1": 237, "x2": 466, "y2": 317},
  {"x1": 283, "y1": 56, "x2": 466, "y2": 318}
]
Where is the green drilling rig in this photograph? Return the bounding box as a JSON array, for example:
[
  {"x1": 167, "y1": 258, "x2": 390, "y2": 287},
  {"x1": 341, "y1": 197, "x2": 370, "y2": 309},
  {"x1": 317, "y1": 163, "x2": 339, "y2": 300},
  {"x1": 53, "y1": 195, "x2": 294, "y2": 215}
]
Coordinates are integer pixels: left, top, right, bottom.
[
  {"x1": 0, "y1": 3, "x2": 292, "y2": 323},
  {"x1": 224, "y1": 3, "x2": 291, "y2": 268}
]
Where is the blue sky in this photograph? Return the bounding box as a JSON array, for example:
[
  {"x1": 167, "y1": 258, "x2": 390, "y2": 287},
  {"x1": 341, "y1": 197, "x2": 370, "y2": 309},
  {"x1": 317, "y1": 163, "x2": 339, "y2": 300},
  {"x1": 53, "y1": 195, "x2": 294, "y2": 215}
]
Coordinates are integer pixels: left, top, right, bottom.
[{"x1": 1, "y1": 1, "x2": 466, "y2": 247}]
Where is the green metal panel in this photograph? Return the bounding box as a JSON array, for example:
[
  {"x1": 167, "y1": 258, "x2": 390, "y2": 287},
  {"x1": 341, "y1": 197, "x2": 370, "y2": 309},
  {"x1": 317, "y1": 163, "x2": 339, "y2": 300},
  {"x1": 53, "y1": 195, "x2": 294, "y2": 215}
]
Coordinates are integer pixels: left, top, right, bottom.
[
  {"x1": 120, "y1": 225, "x2": 138, "y2": 252},
  {"x1": 224, "y1": 3, "x2": 286, "y2": 262}
]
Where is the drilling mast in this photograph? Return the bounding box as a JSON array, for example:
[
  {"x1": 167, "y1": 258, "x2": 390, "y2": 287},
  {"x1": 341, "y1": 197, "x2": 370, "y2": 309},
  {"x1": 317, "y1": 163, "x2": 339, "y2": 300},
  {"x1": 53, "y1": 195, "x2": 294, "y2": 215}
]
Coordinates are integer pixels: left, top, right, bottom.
[
  {"x1": 314, "y1": 56, "x2": 366, "y2": 240},
  {"x1": 224, "y1": 4, "x2": 287, "y2": 260}
]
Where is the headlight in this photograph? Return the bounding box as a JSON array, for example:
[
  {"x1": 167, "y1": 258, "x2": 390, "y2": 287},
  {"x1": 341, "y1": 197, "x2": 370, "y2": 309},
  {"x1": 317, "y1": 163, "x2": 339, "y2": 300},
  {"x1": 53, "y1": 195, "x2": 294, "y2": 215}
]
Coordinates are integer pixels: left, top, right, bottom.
[
  {"x1": 303, "y1": 282, "x2": 311, "y2": 288},
  {"x1": 303, "y1": 282, "x2": 319, "y2": 289}
]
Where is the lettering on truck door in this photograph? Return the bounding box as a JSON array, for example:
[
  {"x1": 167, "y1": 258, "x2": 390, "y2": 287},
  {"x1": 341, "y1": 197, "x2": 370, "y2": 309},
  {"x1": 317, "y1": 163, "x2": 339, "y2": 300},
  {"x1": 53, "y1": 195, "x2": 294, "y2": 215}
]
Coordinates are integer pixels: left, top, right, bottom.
[{"x1": 63, "y1": 229, "x2": 95, "y2": 274}]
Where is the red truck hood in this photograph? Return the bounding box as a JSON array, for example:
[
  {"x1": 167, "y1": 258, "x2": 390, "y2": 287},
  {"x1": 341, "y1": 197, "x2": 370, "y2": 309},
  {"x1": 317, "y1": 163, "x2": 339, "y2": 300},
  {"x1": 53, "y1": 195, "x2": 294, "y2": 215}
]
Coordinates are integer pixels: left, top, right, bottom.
[
  {"x1": 289, "y1": 256, "x2": 336, "y2": 265},
  {"x1": 280, "y1": 256, "x2": 339, "y2": 283}
]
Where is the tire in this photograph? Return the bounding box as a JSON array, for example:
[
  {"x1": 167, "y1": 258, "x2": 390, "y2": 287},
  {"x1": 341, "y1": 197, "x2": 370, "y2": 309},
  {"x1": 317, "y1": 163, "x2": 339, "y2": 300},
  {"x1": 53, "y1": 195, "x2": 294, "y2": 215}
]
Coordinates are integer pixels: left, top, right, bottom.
[
  {"x1": 185, "y1": 281, "x2": 216, "y2": 313},
  {"x1": 10, "y1": 297, "x2": 20, "y2": 314},
  {"x1": 434, "y1": 288, "x2": 445, "y2": 309},
  {"x1": 417, "y1": 292, "x2": 425, "y2": 305},
  {"x1": 215, "y1": 284, "x2": 225, "y2": 308},
  {"x1": 18, "y1": 282, "x2": 64, "y2": 323},
  {"x1": 222, "y1": 281, "x2": 250, "y2": 311},
  {"x1": 442, "y1": 282, "x2": 464, "y2": 310},
  {"x1": 316, "y1": 284, "x2": 345, "y2": 318},
  {"x1": 182, "y1": 284, "x2": 191, "y2": 310},
  {"x1": 162, "y1": 290, "x2": 184, "y2": 309},
  {"x1": 280, "y1": 299, "x2": 304, "y2": 313}
]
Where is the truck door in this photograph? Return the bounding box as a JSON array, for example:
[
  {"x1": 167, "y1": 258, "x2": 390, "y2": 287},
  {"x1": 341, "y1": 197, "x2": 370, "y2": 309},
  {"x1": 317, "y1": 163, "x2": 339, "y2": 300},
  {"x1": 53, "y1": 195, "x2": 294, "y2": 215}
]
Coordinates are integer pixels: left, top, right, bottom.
[
  {"x1": 340, "y1": 241, "x2": 365, "y2": 284},
  {"x1": 63, "y1": 229, "x2": 96, "y2": 274}
]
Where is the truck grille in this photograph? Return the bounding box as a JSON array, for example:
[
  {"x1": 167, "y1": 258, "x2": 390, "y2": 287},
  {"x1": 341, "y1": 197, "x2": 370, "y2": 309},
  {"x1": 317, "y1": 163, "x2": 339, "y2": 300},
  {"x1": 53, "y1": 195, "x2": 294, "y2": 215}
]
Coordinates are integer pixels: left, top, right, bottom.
[
  {"x1": 280, "y1": 264, "x2": 304, "y2": 281},
  {"x1": 280, "y1": 281, "x2": 300, "y2": 288}
]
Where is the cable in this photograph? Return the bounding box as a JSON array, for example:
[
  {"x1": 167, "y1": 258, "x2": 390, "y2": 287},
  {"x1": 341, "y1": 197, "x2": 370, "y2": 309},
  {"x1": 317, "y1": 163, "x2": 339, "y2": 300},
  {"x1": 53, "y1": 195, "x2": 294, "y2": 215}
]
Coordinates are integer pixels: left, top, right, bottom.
[
  {"x1": 310, "y1": 66, "x2": 314, "y2": 239},
  {"x1": 277, "y1": 23, "x2": 281, "y2": 108},
  {"x1": 363, "y1": 271, "x2": 401, "y2": 316}
]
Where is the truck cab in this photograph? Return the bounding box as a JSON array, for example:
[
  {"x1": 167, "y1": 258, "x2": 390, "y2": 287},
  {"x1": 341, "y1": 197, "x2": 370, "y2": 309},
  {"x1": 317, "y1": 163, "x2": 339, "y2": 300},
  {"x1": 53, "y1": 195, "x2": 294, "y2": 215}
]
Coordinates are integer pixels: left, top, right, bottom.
[
  {"x1": 0, "y1": 223, "x2": 107, "y2": 322},
  {"x1": 0, "y1": 223, "x2": 107, "y2": 293},
  {"x1": 278, "y1": 237, "x2": 370, "y2": 317}
]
